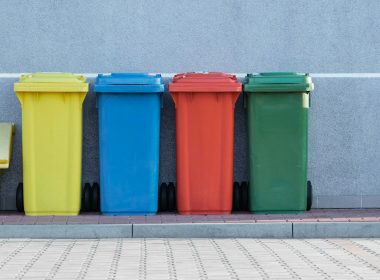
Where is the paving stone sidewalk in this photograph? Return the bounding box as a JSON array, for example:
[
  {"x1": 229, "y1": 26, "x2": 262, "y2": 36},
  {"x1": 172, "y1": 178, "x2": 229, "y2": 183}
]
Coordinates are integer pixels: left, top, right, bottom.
[{"x1": 0, "y1": 238, "x2": 380, "y2": 279}]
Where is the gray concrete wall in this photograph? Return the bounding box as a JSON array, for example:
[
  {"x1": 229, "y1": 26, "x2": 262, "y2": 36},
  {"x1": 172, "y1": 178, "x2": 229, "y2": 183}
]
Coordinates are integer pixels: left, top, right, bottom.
[
  {"x1": 0, "y1": 0, "x2": 380, "y2": 209},
  {"x1": 0, "y1": 0, "x2": 379, "y2": 73},
  {"x1": 2, "y1": 76, "x2": 380, "y2": 210}
]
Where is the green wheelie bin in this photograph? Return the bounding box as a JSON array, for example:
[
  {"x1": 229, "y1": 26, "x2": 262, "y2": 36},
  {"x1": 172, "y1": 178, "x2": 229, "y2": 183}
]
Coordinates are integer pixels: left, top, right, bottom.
[{"x1": 244, "y1": 73, "x2": 314, "y2": 213}]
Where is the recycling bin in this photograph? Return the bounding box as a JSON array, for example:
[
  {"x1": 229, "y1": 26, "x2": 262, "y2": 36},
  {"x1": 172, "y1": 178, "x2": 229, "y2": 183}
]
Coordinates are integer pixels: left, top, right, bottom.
[
  {"x1": 244, "y1": 72, "x2": 314, "y2": 213},
  {"x1": 94, "y1": 73, "x2": 164, "y2": 215},
  {"x1": 14, "y1": 73, "x2": 88, "y2": 216},
  {"x1": 169, "y1": 73, "x2": 241, "y2": 214}
]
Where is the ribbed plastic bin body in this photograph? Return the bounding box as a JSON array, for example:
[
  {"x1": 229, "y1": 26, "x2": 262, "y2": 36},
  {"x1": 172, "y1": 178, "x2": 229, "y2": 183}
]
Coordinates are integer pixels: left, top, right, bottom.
[
  {"x1": 169, "y1": 73, "x2": 241, "y2": 215},
  {"x1": 244, "y1": 72, "x2": 314, "y2": 213},
  {"x1": 95, "y1": 73, "x2": 164, "y2": 215},
  {"x1": 14, "y1": 73, "x2": 88, "y2": 216}
]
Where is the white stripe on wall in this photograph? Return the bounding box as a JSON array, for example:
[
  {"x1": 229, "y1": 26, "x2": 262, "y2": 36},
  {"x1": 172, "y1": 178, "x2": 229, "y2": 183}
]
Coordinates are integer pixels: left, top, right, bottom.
[{"x1": 0, "y1": 73, "x2": 380, "y2": 78}]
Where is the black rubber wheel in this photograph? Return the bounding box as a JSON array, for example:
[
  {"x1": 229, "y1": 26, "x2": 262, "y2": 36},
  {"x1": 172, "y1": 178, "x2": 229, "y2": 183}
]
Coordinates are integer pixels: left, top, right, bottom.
[
  {"x1": 233, "y1": 182, "x2": 240, "y2": 211},
  {"x1": 167, "y1": 182, "x2": 176, "y2": 212},
  {"x1": 16, "y1": 183, "x2": 24, "y2": 213},
  {"x1": 159, "y1": 183, "x2": 168, "y2": 212},
  {"x1": 240, "y1": 181, "x2": 249, "y2": 211},
  {"x1": 82, "y1": 183, "x2": 92, "y2": 212},
  {"x1": 91, "y1": 183, "x2": 100, "y2": 212},
  {"x1": 306, "y1": 181, "x2": 312, "y2": 211}
]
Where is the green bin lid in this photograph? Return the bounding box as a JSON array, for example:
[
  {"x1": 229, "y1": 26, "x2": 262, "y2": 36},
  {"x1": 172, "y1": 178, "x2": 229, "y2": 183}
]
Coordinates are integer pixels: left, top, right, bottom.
[
  {"x1": 244, "y1": 72, "x2": 314, "y2": 93},
  {"x1": 14, "y1": 73, "x2": 89, "y2": 93}
]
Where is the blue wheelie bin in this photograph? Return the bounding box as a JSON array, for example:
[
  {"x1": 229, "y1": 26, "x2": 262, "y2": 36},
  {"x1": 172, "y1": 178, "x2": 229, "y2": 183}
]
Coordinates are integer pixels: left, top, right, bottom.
[{"x1": 94, "y1": 73, "x2": 164, "y2": 215}]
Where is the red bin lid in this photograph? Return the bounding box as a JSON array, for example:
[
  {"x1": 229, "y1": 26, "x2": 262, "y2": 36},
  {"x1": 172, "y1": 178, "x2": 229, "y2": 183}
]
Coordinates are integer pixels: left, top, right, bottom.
[{"x1": 169, "y1": 72, "x2": 242, "y2": 92}]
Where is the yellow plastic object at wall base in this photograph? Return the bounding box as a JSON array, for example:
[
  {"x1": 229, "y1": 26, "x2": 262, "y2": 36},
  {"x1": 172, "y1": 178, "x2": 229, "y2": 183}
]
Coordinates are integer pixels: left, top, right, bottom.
[
  {"x1": 15, "y1": 73, "x2": 88, "y2": 216},
  {"x1": 0, "y1": 123, "x2": 15, "y2": 169}
]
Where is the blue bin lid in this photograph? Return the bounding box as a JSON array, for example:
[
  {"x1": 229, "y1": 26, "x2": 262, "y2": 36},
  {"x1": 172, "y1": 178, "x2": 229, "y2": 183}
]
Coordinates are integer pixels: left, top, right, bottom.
[{"x1": 94, "y1": 73, "x2": 164, "y2": 93}]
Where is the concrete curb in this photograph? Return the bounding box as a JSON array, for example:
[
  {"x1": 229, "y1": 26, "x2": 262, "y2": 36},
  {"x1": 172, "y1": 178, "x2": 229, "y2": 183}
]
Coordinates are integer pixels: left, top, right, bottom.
[
  {"x1": 0, "y1": 222, "x2": 379, "y2": 239},
  {"x1": 293, "y1": 222, "x2": 380, "y2": 238},
  {"x1": 133, "y1": 223, "x2": 292, "y2": 238},
  {"x1": 0, "y1": 224, "x2": 132, "y2": 239}
]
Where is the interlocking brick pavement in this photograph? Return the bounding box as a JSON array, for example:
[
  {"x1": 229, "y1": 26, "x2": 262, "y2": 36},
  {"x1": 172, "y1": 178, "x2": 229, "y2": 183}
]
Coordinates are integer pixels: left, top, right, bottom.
[{"x1": 0, "y1": 238, "x2": 379, "y2": 279}]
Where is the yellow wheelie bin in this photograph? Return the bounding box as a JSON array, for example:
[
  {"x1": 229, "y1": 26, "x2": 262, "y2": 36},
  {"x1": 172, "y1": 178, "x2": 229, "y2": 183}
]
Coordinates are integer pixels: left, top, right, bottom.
[{"x1": 14, "y1": 73, "x2": 88, "y2": 216}]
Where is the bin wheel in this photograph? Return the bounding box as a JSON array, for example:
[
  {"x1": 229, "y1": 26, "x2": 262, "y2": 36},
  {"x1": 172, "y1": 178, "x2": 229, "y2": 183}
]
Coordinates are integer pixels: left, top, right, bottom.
[
  {"x1": 159, "y1": 183, "x2": 168, "y2": 212},
  {"x1": 306, "y1": 181, "x2": 312, "y2": 211},
  {"x1": 82, "y1": 183, "x2": 92, "y2": 212},
  {"x1": 16, "y1": 183, "x2": 24, "y2": 213},
  {"x1": 240, "y1": 181, "x2": 249, "y2": 211},
  {"x1": 233, "y1": 182, "x2": 240, "y2": 212},
  {"x1": 91, "y1": 183, "x2": 100, "y2": 212},
  {"x1": 167, "y1": 182, "x2": 176, "y2": 212}
]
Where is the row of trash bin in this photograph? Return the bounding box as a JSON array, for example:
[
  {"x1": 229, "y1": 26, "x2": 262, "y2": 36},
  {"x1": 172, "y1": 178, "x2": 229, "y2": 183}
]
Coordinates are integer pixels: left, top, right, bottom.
[{"x1": 12, "y1": 72, "x2": 314, "y2": 216}]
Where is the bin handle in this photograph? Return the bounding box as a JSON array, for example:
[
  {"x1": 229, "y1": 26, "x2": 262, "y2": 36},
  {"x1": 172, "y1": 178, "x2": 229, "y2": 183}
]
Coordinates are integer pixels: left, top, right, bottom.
[
  {"x1": 303, "y1": 92, "x2": 311, "y2": 109},
  {"x1": 171, "y1": 93, "x2": 178, "y2": 108},
  {"x1": 232, "y1": 91, "x2": 240, "y2": 107},
  {"x1": 309, "y1": 93, "x2": 311, "y2": 108}
]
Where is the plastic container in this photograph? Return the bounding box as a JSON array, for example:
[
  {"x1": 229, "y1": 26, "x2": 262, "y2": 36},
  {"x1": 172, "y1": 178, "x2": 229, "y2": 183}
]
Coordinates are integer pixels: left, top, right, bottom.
[
  {"x1": 94, "y1": 73, "x2": 164, "y2": 215},
  {"x1": 0, "y1": 123, "x2": 14, "y2": 169},
  {"x1": 244, "y1": 72, "x2": 314, "y2": 213},
  {"x1": 169, "y1": 72, "x2": 241, "y2": 214},
  {"x1": 14, "y1": 73, "x2": 88, "y2": 216}
]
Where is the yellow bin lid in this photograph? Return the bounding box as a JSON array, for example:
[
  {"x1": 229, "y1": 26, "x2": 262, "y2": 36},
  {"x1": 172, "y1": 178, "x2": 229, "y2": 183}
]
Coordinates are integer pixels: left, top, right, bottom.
[{"x1": 14, "y1": 73, "x2": 89, "y2": 92}]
